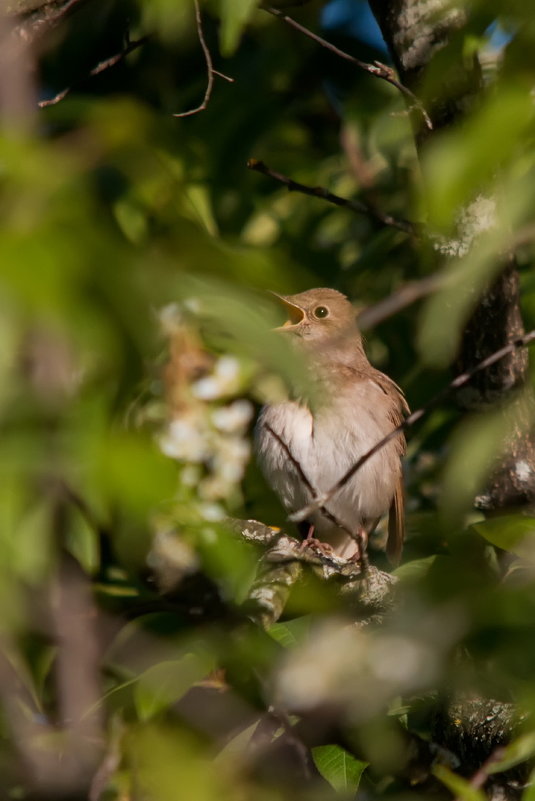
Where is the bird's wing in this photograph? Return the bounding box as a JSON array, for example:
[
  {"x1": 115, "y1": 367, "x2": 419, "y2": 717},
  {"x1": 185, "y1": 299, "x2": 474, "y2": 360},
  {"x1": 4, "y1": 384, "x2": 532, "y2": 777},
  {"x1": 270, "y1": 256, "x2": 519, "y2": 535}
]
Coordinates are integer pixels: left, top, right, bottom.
[
  {"x1": 371, "y1": 368, "x2": 409, "y2": 564},
  {"x1": 387, "y1": 476, "x2": 405, "y2": 565}
]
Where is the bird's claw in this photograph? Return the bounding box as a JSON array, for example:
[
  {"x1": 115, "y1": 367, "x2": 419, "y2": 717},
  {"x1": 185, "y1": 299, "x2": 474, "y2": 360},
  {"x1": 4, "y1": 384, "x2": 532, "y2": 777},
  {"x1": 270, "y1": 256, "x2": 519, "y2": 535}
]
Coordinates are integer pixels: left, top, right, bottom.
[{"x1": 300, "y1": 537, "x2": 334, "y2": 556}]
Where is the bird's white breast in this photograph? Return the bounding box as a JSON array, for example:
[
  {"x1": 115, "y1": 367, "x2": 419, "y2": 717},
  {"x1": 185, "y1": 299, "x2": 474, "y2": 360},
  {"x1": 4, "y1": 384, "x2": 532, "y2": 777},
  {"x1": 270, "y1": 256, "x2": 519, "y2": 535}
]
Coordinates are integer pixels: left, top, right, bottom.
[{"x1": 255, "y1": 379, "x2": 400, "y2": 552}]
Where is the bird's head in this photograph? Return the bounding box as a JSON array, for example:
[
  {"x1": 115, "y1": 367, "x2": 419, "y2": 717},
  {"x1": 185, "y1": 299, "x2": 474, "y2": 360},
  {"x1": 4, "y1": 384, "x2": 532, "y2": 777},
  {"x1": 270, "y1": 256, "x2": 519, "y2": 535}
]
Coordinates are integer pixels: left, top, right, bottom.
[{"x1": 271, "y1": 288, "x2": 361, "y2": 348}]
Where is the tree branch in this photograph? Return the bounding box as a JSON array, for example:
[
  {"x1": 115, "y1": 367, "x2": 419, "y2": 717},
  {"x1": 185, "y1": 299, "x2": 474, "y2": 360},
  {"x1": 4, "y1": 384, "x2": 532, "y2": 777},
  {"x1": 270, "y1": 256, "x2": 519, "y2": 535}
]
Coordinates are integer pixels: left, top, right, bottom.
[
  {"x1": 357, "y1": 274, "x2": 445, "y2": 330},
  {"x1": 247, "y1": 157, "x2": 418, "y2": 235},
  {"x1": 38, "y1": 34, "x2": 150, "y2": 108},
  {"x1": 291, "y1": 330, "x2": 535, "y2": 523},
  {"x1": 173, "y1": 0, "x2": 233, "y2": 119},
  {"x1": 263, "y1": 5, "x2": 432, "y2": 131}
]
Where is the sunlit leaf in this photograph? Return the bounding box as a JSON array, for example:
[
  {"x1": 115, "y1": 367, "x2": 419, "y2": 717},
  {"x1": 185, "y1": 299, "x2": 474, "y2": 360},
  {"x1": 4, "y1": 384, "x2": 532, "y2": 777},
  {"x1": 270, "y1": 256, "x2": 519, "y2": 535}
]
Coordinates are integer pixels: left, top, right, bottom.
[
  {"x1": 472, "y1": 516, "x2": 535, "y2": 559},
  {"x1": 312, "y1": 744, "x2": 368, "y2": 794}
]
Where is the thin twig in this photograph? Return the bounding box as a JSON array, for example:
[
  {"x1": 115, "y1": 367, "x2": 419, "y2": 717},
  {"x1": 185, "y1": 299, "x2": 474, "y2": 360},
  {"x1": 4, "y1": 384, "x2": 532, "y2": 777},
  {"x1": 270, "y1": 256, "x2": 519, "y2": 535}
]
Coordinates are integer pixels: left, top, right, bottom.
[
  {"x1": 174, "y1": 0, "x2": 234, "y2": 118},
  {"x1": 263, "y1": 5, "x2": 433, "y2": 131},
  {"x1": 291, "y1": 330, "x2": 535, "y2": 523},
  {"x1": 248, "y1": 158, "x2": 418, "y2": 235},
  {"x1": 357, "y1": 224, "x2": 535, "y2": 329},
  {"x1": 357, "y1": 274, "x2": 445, "y2": 330},
  {"x1": 38, "y1": 35, "x2": 150, "y2": 108}
]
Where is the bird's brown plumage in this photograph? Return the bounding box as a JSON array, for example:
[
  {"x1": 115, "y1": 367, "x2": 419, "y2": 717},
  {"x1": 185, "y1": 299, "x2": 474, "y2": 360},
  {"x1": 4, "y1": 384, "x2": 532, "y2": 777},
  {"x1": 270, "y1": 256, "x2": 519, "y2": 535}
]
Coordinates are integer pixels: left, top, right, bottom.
[{"x1": 256, "y1": 288, "x2": 408, "y2": 563}]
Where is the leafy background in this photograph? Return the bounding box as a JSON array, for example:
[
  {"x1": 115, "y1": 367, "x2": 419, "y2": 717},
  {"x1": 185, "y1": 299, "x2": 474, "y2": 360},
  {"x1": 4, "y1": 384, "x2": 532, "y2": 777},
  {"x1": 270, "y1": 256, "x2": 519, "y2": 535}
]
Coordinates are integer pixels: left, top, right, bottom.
[{"x1": 2, "y1": 0, "x2": 535, "y2": 799}]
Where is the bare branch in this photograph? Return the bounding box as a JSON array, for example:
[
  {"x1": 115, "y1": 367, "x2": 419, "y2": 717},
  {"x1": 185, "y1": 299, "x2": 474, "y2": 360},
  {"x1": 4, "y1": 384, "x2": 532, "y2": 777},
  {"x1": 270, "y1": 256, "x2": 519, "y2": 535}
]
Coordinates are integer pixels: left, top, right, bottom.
[
  {"x1": 38, "y1": 34, "x2": 150, "y2": 108},
  {"x1": 173, "y1": 0, "x2": 233, "y2": 119},
  {"x1": 357, "y1": 274, "x2": 445, "y2": 330},
  {"x1": 247, "y1": 157, "x2": 418, "y2": 235},
  {"x1": 291, "y1": 330, "x2": 535, "y2": 523},
  {"x1": 356, "y1": 226, "x2": 535, "y2": 331},
  {"x1": 263, "y1": 5, "x2": 433, "y2": 131}
]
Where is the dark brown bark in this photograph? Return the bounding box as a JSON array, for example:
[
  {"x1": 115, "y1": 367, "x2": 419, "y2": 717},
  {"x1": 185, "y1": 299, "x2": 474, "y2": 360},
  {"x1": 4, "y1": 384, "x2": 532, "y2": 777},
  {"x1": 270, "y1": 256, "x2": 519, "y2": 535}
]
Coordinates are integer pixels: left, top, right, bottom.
[
  {"x1": 8, "y1": 0, "x2": 90, "y2": 45},
  {"x1": 369, "y1": 0, "x2": 535, "y2": 790},
  {"x1": 457, "y1": 260, "x2": 535, "y2": 510},
  {"x1": 368, "y1": 0, "x2": 481, "y2": 136},
  {"x1": 369, "y1": 0, "x2": 535, "y2": 513}
]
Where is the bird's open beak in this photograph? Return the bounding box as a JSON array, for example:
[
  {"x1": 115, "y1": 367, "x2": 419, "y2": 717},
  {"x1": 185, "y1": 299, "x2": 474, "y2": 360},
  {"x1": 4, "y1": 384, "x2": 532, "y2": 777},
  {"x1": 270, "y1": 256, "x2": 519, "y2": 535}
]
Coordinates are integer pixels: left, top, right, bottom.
[{"x1": 270, "y1": 292, "x2": 305, "y2": 331}]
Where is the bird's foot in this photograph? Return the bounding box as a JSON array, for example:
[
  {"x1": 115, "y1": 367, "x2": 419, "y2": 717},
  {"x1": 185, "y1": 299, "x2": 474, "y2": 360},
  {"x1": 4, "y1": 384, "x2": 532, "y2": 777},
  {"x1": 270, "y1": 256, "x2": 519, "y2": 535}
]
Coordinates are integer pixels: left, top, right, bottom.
[
  {"x1": 298, "y1": 525, "x2": 335, "y2": 556},
  {"x1": 303, "y1": 538, "x2": 335, "y2": 557}
]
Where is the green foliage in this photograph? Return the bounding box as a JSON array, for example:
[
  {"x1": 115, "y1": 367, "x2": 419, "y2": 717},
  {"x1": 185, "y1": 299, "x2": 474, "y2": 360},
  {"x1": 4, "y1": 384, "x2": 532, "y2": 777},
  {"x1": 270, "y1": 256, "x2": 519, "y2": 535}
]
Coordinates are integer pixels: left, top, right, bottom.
[
  {"x1": 473, "y1": 515, "x2": 535, "y2": 559},
  {"x1": 433, "y1": 764, "x2": 487, "y2": 801},
  {"x1": 218, "y1": 0, "x2": 260, "y2": 55},
  {"x1": 311, "y1": 744, "x2": 368, "y2": 794},
  {"x1": 488, "y1": 732, "x2": 535, "y2": 774},
  {"x1": 1, "y1": 0, "x2": 535, "y2": 799}
]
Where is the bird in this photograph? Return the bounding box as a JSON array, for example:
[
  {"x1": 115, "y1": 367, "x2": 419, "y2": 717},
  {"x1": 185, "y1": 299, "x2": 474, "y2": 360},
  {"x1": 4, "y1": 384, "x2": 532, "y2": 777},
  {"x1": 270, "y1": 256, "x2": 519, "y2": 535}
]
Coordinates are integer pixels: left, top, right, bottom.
[{"x1": 255, "y1": 288, "x2": 408, "y2": 563}]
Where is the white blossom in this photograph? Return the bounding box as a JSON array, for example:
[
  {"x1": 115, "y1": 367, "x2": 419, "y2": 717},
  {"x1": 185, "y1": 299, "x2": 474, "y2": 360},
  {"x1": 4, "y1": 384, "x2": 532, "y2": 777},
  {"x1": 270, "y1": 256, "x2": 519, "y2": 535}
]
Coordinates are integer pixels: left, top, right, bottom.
[
  {"x1": 211, "y1": 400, "x2": 253, "y2": 433},
  {"x1": 159, "y1": 416, "x2": 210, "y2": 462}
]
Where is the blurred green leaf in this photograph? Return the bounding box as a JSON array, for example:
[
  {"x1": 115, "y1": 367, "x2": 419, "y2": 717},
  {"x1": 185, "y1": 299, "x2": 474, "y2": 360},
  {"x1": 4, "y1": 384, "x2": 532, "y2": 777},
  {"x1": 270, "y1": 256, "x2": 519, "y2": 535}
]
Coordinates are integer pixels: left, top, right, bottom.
[
  {"x1": 268, "y1": 616, "x2": 312, "y2": 648},
  {"x1": 219, "y1": 0, "x2": 259, "y2": 56},
  {"x1": 432, "y1": 764, "x2": 486, "y2": 801},
  {"x1": 439, "y1": 408, "x2": 512, "y2": 526},
  {"x1": 472, "y1": 516, "x2": 535, "y2": 559},
  {"x1": 312, "y1": 744, "x2": 368, "y2": 794},
  {"x1": 65, "y1": 507, "x2": 99, "y2": 575},
  {"x1": 134, "y1": 654, "x2": 214, "y2": 721},
  {"x1": 423, "y1": 86, "x2": 534, "y2": 231},
  {"x1": 487, "y1": 731, "x2": 535, "y2": 774},
  {"x1": 522, "y1": 767, "x2": 535, "y2": 801},
  {"x1": 128, "y1": 724, "x2": 226, "y2": 801},
  {"x1": 393, "y1": 556, "x2": 437, "y2": 581}
]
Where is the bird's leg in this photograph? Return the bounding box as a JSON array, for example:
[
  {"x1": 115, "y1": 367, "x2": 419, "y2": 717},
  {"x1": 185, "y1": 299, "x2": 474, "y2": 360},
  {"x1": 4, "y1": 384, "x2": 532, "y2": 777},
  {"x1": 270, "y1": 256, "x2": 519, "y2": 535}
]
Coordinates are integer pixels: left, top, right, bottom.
[
  {"x1": 297, "y1": 521, "x2": 334, "y2": 555},
  {"x1": 350, "y1": 527, "x2": 369, "y2": 570},
  {"x1": 298, "y1": 522, "x2": 315, "y2": 551}
]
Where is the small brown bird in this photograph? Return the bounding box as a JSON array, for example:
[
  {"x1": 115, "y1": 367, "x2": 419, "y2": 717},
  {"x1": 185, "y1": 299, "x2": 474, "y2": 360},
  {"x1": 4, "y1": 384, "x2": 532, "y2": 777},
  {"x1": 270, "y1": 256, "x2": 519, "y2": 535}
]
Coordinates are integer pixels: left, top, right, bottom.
[{"x1": 255, "y1": 288, "x2": 408, "y2": 563}]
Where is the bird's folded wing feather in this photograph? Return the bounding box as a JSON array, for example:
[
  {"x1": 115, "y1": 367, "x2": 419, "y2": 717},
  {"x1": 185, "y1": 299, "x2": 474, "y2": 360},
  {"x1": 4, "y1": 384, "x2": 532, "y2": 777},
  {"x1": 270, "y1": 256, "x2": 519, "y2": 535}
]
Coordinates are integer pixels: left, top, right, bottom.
[
  {"x1": 387, "y1": 477, "x2": 405, "y2": 564},
  {"x1": 372, "y1": 369, "x2": 409, "y2": 564}
]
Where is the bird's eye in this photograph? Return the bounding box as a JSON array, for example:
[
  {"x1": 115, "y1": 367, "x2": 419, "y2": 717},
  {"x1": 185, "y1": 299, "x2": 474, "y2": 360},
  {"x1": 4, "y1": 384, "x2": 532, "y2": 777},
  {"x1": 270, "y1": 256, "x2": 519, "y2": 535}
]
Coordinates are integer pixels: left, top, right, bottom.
[{"x1": 313, "y1": 306, "x2": 329, "y2": 319}]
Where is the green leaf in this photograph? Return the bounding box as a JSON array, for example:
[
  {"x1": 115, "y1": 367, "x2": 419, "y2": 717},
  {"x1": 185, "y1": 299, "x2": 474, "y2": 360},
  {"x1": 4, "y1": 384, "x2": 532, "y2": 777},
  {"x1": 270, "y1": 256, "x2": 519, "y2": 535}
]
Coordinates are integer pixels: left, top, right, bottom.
[
  {"x1": 423, "y1": 86, "x2": 534, "y2": 231},
  {"x1": 472, "y1": 516, "x2": 535, "y2": 559},
  {"x1": 312, "y1": 745, "x2": 368, "y2": 794},
  {"x1": 393, "y1": 555, "x2": 437, "y2": 581},
  {"x1": 521, "y1": 766, "x2": 535, "y2": 801},
  {"x1": 432, "y1": 764, "x2": 486, "y2": 801},
  {"x1": 487, "y1": 731, "x2": 535, "y2": 775},
  {"x1": 219, "y1": 0, "x2": 259, "y2": 56},
  {"x1": 268, "y1": 616, "x2": 312, "y2": 648},
  {"x1": 439, "y1": 409, "x2": 511, "y2": 526},
  {"x1": 134, "y1": 654, "x2": 214, "y2": 721}
]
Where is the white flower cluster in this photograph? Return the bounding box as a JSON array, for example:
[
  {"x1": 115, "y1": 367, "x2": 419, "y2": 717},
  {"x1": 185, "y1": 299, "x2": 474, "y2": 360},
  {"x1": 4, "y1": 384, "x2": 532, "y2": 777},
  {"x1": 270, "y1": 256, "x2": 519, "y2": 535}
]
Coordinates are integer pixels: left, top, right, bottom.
[{"x1": 157, "y1": 304, "x2": 254, "y2": 516}]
